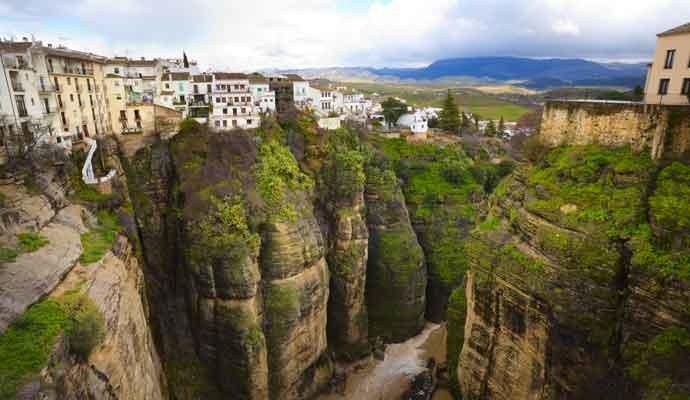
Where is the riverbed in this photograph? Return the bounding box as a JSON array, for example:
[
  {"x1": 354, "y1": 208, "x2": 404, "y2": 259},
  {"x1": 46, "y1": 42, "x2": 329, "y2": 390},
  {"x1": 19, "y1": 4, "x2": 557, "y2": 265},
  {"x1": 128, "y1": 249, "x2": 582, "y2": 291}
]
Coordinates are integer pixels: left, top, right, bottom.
[{"x1": 318, "y1": 323, "x2": 449, "y2": 400}]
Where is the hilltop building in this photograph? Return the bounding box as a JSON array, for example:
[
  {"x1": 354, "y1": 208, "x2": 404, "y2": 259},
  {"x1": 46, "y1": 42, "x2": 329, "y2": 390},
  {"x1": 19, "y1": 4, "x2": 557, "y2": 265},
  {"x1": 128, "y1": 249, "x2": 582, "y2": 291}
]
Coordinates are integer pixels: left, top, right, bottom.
[{"x1": 644, "y1": 22, "x2": 690, "y2": 105}]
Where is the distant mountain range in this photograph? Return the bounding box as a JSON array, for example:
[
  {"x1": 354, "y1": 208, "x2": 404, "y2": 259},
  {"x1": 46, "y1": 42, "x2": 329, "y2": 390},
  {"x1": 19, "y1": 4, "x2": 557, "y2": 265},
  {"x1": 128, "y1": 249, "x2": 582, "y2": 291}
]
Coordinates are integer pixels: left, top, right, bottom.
[{"x1": 278, "y1": 57, "x2": 648, "y2": 89}]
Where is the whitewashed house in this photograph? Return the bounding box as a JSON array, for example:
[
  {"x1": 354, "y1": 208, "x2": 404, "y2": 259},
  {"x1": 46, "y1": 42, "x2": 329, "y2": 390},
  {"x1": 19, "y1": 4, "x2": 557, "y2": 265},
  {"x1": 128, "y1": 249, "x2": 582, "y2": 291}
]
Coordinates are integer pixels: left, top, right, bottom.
[
  {"x1": 249, "y1": 75, "x2": 276, "y2": 113},
  {"x1": 210, "y1": 72, "x2": 259, "y2": 130},
  {"x1": 397, "y1": 111, "x2": 428, "y2": 134}
]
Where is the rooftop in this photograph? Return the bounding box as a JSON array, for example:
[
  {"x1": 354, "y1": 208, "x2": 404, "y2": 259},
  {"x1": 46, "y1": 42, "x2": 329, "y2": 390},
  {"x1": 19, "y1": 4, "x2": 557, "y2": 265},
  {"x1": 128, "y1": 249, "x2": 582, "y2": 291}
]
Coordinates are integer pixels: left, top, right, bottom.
[
  {"x1": 0, "y1": 41, "x2": 32, "y2": 53},
  {"x1": 192, "y1": 74, "x2": 213, "y2": 83},
  {"x1": 658, "y1": 22, "x2": 690, "y2": 37},
  {"x1": 213, "y1": 72, "x2": 249, "y2": 80},
  {"x1": 162, "y1": 72, "x2": 191, "y2": 81},
  {"x1": 107, "y1": 57, "x2": 158, "y2": 66}
]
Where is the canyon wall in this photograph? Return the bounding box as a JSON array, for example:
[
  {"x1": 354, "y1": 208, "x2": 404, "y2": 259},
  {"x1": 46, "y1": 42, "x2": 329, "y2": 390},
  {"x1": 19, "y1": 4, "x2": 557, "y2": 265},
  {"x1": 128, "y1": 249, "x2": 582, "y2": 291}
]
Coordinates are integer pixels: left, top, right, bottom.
[
  {"x1": 540, "y1": 101, "x2": 690, "y2": 160},
  {"x1": 452, "y1": 145, "x2": 690, "y2": 400}
]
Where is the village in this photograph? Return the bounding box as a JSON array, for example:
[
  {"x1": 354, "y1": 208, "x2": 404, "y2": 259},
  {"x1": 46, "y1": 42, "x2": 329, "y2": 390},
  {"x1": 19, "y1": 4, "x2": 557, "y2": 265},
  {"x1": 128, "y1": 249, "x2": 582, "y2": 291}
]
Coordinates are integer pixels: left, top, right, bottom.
[{"x1": 0, "y1": 38, "x2": 530, "y2": 166}]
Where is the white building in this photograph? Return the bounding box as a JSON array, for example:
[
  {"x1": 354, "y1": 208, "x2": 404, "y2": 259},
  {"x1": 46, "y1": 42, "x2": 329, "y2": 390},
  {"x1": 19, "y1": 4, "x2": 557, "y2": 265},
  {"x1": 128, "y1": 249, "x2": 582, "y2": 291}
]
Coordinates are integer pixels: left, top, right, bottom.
[
  {"x1": 397, "y1": 111, "x2": 428, "y2": 134},
  {"x1": 210, "y1": 72, "x2": 260, "y2": 130},
  {"x1": 249, "y1": 75, "x2": 276, "y2": 113},
  {"x1": 160, "y1": 72, "x2": 191, "y2": 115},
  {"x1": 189, "y1": 74, "x2": 213, "y2": 122}
]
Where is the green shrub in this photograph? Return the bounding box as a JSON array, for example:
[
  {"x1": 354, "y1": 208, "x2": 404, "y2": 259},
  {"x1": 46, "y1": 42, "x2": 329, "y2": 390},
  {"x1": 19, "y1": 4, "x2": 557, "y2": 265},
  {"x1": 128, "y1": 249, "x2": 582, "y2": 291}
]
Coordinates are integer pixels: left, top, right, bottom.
[
  {"x1": 16, "y1": 232, "x2": 49, "y2": 253},
  {"x1": 0, "y1": 247, "x2": 18, "y2": 264},
  {"x1": 0, "y1": 300, "x2": 67, "y2": 399},
  {"x1": 625, "y1": 327, "x2": 690, "y2": 400},
  {"x1": 79, "y1": 211, "x2": 120, "y2": 264},
  {"x1": 649, "y1": 162, "x2": 690, "y2": 235},
  {"x1": 255, "y1": 140, "x2": 313, "y2": 222},
  {"x1": 179, "y1": 118, "x2": 202, "y2": 135},
  {"x1": 60, "y1": 293, "x2": 105, "y2": 361}
]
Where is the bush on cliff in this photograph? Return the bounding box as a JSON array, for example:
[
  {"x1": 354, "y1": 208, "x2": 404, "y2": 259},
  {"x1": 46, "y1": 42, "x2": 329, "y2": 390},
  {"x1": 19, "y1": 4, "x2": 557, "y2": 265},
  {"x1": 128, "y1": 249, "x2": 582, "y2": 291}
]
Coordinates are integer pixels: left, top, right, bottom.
[
  {"x1": 59, "y1": 291, "x2": 105, "y2": 361},
  {"x1": 256, "y1": 140, "x2": 313, "y2": 222},
  {"x1": 79, "y1": 210, "x2": 121, "y2": 264}
]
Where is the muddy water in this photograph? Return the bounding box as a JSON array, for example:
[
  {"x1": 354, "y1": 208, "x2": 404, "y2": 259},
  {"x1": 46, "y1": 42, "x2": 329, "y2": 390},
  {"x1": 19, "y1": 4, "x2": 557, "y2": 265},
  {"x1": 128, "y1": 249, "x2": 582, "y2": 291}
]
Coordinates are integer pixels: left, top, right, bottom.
[{"x1": 318, "y1": 323, "x2": 448, "y2": 400}]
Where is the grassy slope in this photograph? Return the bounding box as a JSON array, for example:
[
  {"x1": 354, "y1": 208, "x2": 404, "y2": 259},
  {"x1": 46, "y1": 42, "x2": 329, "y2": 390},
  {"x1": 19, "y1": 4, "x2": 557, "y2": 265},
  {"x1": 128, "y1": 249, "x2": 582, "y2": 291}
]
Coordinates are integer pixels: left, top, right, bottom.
[{"x1": 345, "y1": 81, "x2": 530, "y2": 121}]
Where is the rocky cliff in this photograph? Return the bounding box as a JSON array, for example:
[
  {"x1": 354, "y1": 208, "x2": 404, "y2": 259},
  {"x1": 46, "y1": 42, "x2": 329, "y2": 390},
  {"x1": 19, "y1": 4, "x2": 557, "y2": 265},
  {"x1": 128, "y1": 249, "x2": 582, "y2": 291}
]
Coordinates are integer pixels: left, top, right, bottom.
[
  {"x1": 0, "y1": 156, "x2": 166, "y2": 400},
  {"x1": 450, "y1": 144, "x2": 690, "y2": 400}
]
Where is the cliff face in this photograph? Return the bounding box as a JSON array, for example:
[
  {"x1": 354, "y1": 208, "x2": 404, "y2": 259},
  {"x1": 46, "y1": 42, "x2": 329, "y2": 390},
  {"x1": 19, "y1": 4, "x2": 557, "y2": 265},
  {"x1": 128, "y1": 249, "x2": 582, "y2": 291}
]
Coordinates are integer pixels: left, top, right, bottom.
[
  {"x1": 451, "y1": 145, "x2": 690, "y2": 400},
  {"x1": 0, "y1": 157, "x2": 166, "y2": 400},
  {"x1": 44, "y1": 235, "x2": 166, "y2": 400},
  {"x1": 121, "y1": 126, "x2": 335, "y2": 399},
  {"x1": 364, "y1": 156, "x2": 427, "y2": 341}
]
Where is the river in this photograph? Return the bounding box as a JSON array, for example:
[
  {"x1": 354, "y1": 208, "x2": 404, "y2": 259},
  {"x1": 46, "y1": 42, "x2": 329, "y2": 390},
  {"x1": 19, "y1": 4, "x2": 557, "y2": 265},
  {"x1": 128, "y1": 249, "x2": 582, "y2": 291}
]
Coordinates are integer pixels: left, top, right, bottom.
[{"x1": 318, "y1": 323, "x2": 452, "y2": 400}]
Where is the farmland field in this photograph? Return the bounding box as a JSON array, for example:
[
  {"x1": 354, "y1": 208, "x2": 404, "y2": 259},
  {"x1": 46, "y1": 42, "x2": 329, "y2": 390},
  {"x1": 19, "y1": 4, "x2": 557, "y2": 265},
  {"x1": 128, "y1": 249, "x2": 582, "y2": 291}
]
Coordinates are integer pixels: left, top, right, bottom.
[{"x1": 343, "y1": 81, "x2": 532, "y2": 121}]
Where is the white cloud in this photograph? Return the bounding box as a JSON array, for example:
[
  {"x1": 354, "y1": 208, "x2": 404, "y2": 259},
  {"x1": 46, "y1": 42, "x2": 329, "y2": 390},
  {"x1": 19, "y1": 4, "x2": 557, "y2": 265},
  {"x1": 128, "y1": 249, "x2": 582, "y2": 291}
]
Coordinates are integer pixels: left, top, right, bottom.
[
  {"x1": 0, "y1": 0, "x2": 689, "y2": 69},
  {"x1": 552, "y1": 19, "x2": 580, "y2": 36}
]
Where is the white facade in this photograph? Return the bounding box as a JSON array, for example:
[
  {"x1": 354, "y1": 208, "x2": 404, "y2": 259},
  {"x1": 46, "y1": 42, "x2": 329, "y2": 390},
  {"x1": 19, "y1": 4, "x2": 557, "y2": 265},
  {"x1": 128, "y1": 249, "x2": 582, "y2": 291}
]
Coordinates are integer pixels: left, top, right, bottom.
[
  {"x1": 210, "y1": 73, "x2": 260, "y2": 130},
  {"x1": 397, "y1": 111, "x2": 429, "y2": 134},
  {"x1": 249, "y1": 80, "x2": 276, "y2": 113}
]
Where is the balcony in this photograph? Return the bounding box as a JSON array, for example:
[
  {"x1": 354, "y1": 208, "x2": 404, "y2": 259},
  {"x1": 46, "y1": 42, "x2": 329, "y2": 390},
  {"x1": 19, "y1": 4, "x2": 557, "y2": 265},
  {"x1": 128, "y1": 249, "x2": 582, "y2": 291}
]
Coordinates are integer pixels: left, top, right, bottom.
[
  {"x1": 39, "y1": 83, "x2": 57, "y2": 93},
  {"x1": 2, "y1": 56, "x2": 31, "y2": 70},
  {"x1": 173, "y1": 99, "x2": 187, "y2": 106},
  {"x1": 122, "y1": 126, "x2": 143, "y2": 135},
  {"x1": 51, "y1": 66, "x2": 94, "y2": 76},
  {"x1": 189, "y1": 100, "x2": 209, "y2": 107}
]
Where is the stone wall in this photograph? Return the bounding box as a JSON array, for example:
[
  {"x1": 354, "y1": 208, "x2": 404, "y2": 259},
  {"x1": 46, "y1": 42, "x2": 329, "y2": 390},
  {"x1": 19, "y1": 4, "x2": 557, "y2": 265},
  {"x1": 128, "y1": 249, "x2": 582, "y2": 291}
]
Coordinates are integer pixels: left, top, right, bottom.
[{"x1": 539, "y1": 101, "x2": 690, "y2": 160}]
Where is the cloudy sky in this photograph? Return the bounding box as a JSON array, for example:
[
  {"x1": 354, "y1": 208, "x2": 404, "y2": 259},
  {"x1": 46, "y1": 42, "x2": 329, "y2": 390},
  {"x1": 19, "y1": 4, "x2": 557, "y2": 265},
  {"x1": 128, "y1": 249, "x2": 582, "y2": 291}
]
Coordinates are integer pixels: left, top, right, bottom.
[{"x1": 1, "y1": 0, "x2": 689, "y2": 70}]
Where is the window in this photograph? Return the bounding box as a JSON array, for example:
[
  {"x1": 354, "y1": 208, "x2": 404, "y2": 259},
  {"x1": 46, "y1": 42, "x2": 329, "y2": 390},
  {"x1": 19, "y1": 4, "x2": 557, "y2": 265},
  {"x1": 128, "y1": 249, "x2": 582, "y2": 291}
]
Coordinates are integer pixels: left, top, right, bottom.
[
  {"x1": 165, "y1": 83, "x2": 170, "y2": 89},
  {"x1": 114, "y1": 67, "x2": 119, "y2": 74},
  {"x1": 247, "y1": 119, "x2": 252, "y2": 125},
  {"x1": 658, "y1": 78, "x2": 670, "y2": 95},
  {"x1": 61, "y1": 111, "x2": 67, "y2": 125},
  {"x1": 16, "y1": 95, "x2": 27, "y2": 117},
  {"x1": 683, "y1": 78, "x2": 690, "y2": 96},
  {"x1": 67, "y1": 77, "x2": 71, "y2": 85},
  {"x1": 215, "y1": 120, "x2": 220, "y2": 127},
  {"x1": 216, "y1": 97, "x2": 221, "y2": 103},
  {"x1": 70, "y1": 94, "x2": 74, "y2": 102},
  {"x1": 665, "y1": 50, "x2": 676, "y2": 69},
  {"x1": 134, "y1": 110, "x2": 141, "y2": 120},
  {"x1": 223, "y1": 108, "x2": 228, "y2": 114},
  {"x1": 222, "y1": 120, "x2": 227, "y2": 127},
  {"x1": 207, "y1": 84, "x2": 211, "y2": 93}
]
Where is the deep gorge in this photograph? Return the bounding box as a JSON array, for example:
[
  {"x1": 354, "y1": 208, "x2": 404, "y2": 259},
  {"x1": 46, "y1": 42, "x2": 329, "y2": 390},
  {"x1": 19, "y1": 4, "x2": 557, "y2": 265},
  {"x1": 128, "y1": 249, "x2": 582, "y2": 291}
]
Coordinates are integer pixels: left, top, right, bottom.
[{"x1": 1, "y1": 113, "x2": 688, "y2": 400}]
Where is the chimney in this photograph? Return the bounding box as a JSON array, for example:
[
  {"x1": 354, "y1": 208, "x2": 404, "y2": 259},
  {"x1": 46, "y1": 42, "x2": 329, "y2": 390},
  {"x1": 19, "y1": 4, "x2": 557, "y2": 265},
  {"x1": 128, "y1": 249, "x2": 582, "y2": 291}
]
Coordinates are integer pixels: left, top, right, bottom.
[
  {"x1": 141, "y1": 57, "x2": 145, "y2": 61},
  {"x1": 22, "y1": 37, "x2": 28, "y2": 42},
  {"x1": 47, "y1": 43, "x2": 53, "y2": 48}
]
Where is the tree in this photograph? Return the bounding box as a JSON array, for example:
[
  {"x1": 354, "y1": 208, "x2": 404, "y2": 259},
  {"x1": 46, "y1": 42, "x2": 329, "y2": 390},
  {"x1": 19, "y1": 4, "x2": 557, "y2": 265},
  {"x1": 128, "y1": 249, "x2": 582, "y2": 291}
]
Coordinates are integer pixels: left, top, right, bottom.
[
  {"x1": 485, "y1": 120, "x2": 497, "y2": 137},
  {"x1": 381, "y1": 97, "x2": 407, "y2": 129},
  {"x1": 0, "y1": 114, "x2": 52, "y2": 166},
  {"x1": 497, "y1": 116, "x2": 506, "y2": 138},
  {"x1": 461, "y1": 112, "x2": 470, "y2": 129},
  {"x1": 438, "y1": 90, "x2": 460, "y2": 133},
  {"x1": 633, "y1": 85, "x2": 644, "y2": 101},
  {"x1": 473, "y1": 115, "x2": 480, "y2": 131}
]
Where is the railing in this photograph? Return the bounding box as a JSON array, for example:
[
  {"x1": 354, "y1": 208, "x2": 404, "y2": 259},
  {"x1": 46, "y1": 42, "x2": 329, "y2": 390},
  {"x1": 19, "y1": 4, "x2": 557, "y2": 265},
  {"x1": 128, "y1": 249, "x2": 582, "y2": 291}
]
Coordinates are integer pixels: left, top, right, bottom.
[
  {"x1": 51, "y1": 66, "x2": 94, "y2": 76},
  {"x1": 122, "y1": 126, "x2": 143, "y2": 135},
  {"x1": 2, "y1": 56, "x2": 31, "y2": 70},
  {"x1": 82, "y1": 137, "x2": 117, "y2": 185},
  {"x1": 189, "y1": 101, "x2": 209, "y2": 107},
  {"x1": 39, "y1": 83, "x2": 57, "y2": 93},
  {"x1": 173, "y1": 99, "x2": 187, "y2": 105}
]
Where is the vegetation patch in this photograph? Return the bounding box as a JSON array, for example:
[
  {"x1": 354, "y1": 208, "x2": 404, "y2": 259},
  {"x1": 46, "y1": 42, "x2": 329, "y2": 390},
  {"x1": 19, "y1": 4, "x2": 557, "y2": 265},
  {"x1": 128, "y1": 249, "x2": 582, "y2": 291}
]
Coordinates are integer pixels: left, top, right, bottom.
[
  {"x1": 625, "y1": 327, "x2": 690, "y2": 400},
  {"x1": 16, "y1": 232, "x2": 49, "y2": 253},
  {"x1": 255, "y1": 140, "x2": 313, "y2": 222},
  {"x1": 525, "y1": 144, "x2": 653, "y2": 236},
  {"x1": 79, "y1": 210, "x2": 121, "y2": 264},
  {"x1": 446, "y1": 287, "x2": 467, "y2": 397},
  {"x1": 0, "y1": 292, "x2": 105, "y2": 399}
]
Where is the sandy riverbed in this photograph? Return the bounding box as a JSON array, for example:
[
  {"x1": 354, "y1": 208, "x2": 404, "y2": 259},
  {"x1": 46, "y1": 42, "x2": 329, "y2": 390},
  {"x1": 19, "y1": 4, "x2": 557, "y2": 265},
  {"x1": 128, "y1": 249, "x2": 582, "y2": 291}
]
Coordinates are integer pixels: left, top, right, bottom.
[{"x1": 318, "y1": 323, "x2": 448, "y2": 400}]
